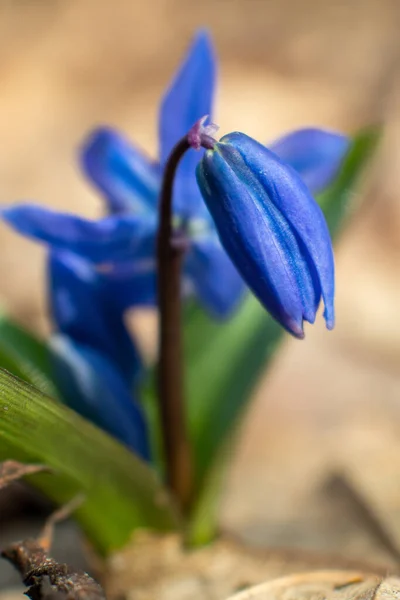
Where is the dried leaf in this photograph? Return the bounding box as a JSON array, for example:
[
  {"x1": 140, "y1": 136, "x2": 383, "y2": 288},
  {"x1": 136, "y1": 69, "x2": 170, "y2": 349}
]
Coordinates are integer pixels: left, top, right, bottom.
[
  {"x1": 0, "y1": 460, "x2": 49, "y2": 489},
  {"x1": 38, "y1": 495, "x2": 85, "y2": 553},
  {"x1": 225, "y1": 572, "x2": 397, "y2": 600},
  {"x1": 103, "y1": 532, "x2": 391, "y2": 600}
]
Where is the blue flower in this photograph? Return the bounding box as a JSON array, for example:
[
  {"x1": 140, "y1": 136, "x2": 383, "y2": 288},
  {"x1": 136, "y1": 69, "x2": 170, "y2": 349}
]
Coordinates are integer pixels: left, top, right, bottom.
[
  {"x1": 1, "y1": 31, "x2": 349, "y2": 322},
  {"x1": 80, "y1": 33, "x2": 349, "y2": 319},
  {"x1": 0, "y1": 207, "x2": 152, "y2": 456},
  {"x1": 196, "y1": 132, "x2": 335, "y2": 338}
]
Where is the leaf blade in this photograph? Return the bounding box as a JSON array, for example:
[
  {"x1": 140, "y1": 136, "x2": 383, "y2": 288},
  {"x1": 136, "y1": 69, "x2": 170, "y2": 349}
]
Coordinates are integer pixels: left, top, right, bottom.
[
  {"x1": 0, "y1": 368, "x2": 178, "y2": 555},
  {"x1": 0, "y1": 311, "x2": 59, "y2": 397}
]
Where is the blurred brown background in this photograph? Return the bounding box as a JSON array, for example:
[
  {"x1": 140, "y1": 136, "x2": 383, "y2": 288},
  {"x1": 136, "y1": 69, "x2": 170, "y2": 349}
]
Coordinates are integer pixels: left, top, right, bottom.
[{"x1": 1, "y1": 0, "x2": 400, "y2": 567}]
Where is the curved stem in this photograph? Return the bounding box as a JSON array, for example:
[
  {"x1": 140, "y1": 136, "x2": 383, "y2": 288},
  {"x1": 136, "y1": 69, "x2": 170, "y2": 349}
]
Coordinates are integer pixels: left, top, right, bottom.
[{"x1": 157, "y1": 136, "x2": 192, "y2": 512}]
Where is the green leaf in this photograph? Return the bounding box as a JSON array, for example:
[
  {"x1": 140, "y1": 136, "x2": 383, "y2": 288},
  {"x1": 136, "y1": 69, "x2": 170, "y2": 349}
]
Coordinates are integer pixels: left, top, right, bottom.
[
  {"x1": 184, "y1": 126, "x2": 380, "y2": 545},
  {"x1": 185, "y1": 297, "x2": 281, "y2": 488},
  {"x1": 0, "y1": 311, "x2": 59, "y2": 397},
  {"x1": 0, "y1": 368, "x2": 178, "y2": 556},
  {"x1": 319, "y1": 126, "x2": 380, "y2": 236}
]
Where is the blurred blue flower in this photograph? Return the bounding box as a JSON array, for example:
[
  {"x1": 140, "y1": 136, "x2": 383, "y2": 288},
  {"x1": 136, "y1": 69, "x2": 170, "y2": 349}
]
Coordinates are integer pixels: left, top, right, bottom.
[
  {"x1": 80, "y1": 129, "x2": 244, "y2": 319},
  {"x1": 0, "y1": 208, "x2": 152, "y2": 456},
  {"x1": 80, "y1": 31, "x2": 246, "y2": 318},
  {"x1": 196, "y1": 132, "x2": 335, "y2": 338}
]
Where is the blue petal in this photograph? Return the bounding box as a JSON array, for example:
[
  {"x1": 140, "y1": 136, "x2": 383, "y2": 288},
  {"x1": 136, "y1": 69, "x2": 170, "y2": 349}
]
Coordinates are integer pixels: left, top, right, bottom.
[
  {"x1": 159, "y1": 30, "x2": 216, "y2": 164},
  {"x1": 159, "y1": 30, "x2": 216, "y2": 218},
  {"x1": 50, "y1": 334, "x2": 150, "y2": 460},
  {"x1": 187, "y1": 234, "x2": 246, "y2": 318},
  {"x1": 100, "y1": 258, "x2": 157, "y2": 311},
  {"x1": 80, "y1": 127, "x2": 160, "y2": 214},
  {"x1": 269, "y1": 128, "x2": 350, "y2": 194},
  {"x1": 1, "y1": 204, "x2": 153, "y2": 263},
  {"x1": 218, "y1": 132, "x2": 335, "y2": 330},
  {"x1": 48, "y1": 250, "x2": 143, "y2": 384},
  {"x1": 95, "y1": 223, "x2": 157, "y2": 311}
]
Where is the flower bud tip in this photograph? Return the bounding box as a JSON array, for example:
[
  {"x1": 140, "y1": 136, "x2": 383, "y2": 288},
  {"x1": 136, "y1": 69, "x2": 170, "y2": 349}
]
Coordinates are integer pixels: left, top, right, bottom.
[{"x1": 188, "y1": 116, "x2": 219, "y2": 150}]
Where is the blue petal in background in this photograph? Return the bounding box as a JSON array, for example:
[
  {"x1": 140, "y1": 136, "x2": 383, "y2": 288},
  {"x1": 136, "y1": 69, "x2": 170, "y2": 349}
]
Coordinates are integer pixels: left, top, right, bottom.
[
  {"x1": 187, "y1": 235, "x2": 246, "y2": 318},
  {"x1": 99, "y1": 258, "x2": 157, "y2": 312},
  {"x1": 81, "y1": 127, "x2": 160, "y2": 214},
  {"x1": 1, "y1": 204, "x2": 151, "y2": 263},
  {"x1": 269, "y1": 128, "x2": 350, "y2": 194},
  {"x1": 48, "y1": 250, "x2": 143, "y2": 385},
  {"x1": 159, "y1": 30, "x2": 216, "y2": 218},
  {"x1": 50, "y1": 334, "x2": 150, "y2": 460}
]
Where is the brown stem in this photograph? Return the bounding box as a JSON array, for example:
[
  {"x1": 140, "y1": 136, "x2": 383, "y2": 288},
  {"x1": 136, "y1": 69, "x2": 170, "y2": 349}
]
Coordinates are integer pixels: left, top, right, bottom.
[{"x1": 156, "y1": 136, "x2": 193, "y2": 512}]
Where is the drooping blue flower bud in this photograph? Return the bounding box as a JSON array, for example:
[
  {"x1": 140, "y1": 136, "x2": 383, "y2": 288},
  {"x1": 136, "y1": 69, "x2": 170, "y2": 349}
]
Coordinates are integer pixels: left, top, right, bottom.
[{"x1": 196, "y1": 132, "x2": 335, "y2": 338}]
